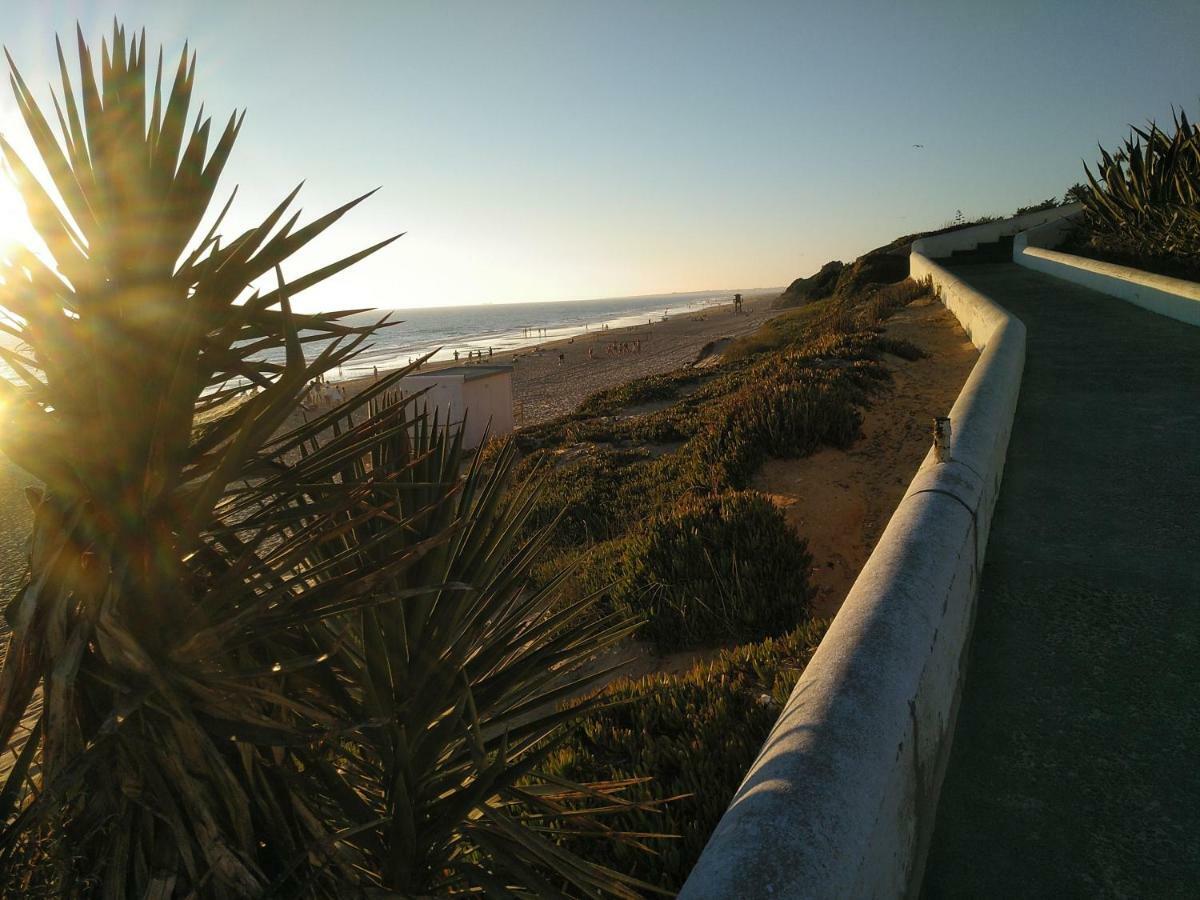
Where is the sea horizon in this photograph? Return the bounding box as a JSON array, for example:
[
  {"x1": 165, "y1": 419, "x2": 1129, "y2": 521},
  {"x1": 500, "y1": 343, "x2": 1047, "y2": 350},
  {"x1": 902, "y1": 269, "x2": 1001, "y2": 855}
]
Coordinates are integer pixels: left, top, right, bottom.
[{"x1": 330, "y1": 286, "x2": 781, "y2": 378}]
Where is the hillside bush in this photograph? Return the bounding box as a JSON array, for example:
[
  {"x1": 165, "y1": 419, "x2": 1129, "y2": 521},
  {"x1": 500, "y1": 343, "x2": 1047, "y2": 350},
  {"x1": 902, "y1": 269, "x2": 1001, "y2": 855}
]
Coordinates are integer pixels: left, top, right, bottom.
[
  {"x1": 605, "y1": 491, "x2": 813, "y2": 651},
  {"x1": 576, "y1": 369, "x2": 704, "y2": 416},
  {"x1": 738, "y1": 371, "x2": 865, "y2": 460},
  {"x1": 547, "y1": 619, "x2": 829, "y2": 892},
  {"x1": 520, "y1": 445, "x2": 655, "y2": 547}
]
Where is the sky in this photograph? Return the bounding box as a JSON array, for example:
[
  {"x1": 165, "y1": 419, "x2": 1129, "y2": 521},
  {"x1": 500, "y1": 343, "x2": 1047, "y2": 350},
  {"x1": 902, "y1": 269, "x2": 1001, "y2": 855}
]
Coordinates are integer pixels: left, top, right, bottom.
[{"x1": 0, "y1": 0, "x2": 1198, "y2": 311}]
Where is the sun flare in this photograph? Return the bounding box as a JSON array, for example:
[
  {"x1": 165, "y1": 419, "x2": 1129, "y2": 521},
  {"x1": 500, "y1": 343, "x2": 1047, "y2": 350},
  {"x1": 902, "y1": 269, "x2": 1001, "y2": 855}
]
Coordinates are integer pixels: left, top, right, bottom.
[{"x1": 0, "y1": 176, "x2": 35, "y2": 259}]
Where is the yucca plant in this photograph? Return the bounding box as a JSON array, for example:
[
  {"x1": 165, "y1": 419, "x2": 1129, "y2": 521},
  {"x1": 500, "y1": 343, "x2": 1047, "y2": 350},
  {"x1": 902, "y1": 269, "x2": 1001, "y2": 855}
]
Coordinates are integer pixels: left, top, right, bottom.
[
  {"x1": 0, "y1": 23, "x2": 654, "y2": 897},
  {"x1": 259, "y1": 401, "x2": 656, "y2": 895}
]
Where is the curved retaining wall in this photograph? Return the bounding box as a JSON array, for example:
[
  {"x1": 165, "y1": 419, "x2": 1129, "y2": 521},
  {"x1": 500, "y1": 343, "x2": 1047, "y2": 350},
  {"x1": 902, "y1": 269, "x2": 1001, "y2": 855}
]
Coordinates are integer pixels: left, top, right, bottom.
[
  {"x1": 911, "y1": 203, "x2": 1081, "y2": 258},
  {"x1": 1014, "y1": 218, "x2": 1200, "y2": 327},
  {"x1": 680, "y1": 251, "x2": 1023, "y2": 899}
]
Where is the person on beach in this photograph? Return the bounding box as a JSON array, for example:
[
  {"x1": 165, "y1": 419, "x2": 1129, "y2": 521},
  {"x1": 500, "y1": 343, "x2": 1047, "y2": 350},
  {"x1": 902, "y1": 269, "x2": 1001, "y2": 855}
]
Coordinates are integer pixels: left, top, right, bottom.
[
  {"x1": 558, "y1": 352, "x2": 565, "y2": 364},
  {"x1": 454, "y1": 349, "x2": 459, "y2": 361},
  {"x1": 488, "y1": 347, "x2": 493, "y2": 357}
]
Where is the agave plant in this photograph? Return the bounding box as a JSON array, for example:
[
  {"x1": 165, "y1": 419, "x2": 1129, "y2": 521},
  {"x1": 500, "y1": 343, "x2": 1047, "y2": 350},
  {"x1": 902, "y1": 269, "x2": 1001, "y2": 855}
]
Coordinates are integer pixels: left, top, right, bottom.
[
  {"x1": 1081, "y1": 108, "x2": 1200, "y2": 264},
  {"x1": 0, "y1": 23, "x2": 654, "y2": 897}
]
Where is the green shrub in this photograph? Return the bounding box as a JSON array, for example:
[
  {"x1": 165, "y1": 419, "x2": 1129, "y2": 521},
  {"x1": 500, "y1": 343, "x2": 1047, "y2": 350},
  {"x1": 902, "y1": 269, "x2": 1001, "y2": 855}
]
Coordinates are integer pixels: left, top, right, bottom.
[
  {"x1": 577, "y1": 369, "x2": 704, "y2": 416},
  {"x1": 547, "y1": 619, "x2": 829, "y2": 892},
  {"x1": 521, "y1": 445, "x2": 656, "y2": 547},
  {"x1": 678, "y1": 365, "x2": 870, "y2": 491},
  {"x1": 606, "y1": 491, "x2": 813, "y2": 651},
  {"x1": 738, "y1": 372, "x2": 865, "y2": 460}
]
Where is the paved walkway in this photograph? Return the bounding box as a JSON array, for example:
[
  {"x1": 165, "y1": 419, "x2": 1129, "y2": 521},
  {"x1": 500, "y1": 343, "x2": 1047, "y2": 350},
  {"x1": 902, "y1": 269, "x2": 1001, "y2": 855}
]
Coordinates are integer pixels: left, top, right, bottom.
[{"x1": 923, "y1": 264, "x2": 1200, "y2": 897}]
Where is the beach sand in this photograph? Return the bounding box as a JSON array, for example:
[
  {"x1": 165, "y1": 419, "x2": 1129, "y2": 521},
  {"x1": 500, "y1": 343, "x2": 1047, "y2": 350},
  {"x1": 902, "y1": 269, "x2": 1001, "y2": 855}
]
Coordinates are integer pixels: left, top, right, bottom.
[
  {"x1": 319, "y1": 295, "x2": 778, "y2": 428},
  {"x1": 505, "y1": 296, "x2": 777, "y2": 423}
]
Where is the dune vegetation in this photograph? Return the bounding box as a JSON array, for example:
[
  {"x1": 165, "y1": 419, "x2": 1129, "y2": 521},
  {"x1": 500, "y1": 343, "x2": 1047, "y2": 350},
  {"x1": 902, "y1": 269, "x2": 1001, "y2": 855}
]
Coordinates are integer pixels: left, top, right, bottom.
[
  {"x1": 512, "y1": 275, "x2": 930, "y2": 650},
  {"x1": 491, "y1": 276, "x2": 934, "y2": 891}
]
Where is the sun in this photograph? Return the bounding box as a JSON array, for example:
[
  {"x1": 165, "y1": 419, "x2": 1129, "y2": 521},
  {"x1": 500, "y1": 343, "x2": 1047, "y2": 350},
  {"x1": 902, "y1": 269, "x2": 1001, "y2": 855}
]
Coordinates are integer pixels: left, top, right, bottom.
[{"x1": 0, "y1": 176, "x2": 38, "y2": 259}]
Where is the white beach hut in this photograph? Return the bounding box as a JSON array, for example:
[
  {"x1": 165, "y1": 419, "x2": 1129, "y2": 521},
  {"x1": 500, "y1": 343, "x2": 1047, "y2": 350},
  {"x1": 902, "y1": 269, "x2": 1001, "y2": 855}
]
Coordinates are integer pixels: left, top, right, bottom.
[{"x1": 398, "y1": 364, "x2": 515, "y2": 450}]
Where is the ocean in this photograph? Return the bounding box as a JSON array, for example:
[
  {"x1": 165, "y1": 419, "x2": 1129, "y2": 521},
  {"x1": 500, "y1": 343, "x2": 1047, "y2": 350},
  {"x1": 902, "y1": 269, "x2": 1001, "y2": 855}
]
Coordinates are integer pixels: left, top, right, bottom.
[{"x1": 326, "y1": 288, "x2": 777, "y2": 379}]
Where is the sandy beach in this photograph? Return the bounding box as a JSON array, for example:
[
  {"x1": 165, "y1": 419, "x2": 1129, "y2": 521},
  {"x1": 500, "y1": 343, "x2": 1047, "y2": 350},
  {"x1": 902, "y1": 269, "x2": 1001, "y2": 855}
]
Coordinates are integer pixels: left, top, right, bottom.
[
  {"x1": 327, "y1": 295, "x2": 779, "y2": 426},
  {"x1": 505, "y1": 296, "x2": 778, "y2": 423}
]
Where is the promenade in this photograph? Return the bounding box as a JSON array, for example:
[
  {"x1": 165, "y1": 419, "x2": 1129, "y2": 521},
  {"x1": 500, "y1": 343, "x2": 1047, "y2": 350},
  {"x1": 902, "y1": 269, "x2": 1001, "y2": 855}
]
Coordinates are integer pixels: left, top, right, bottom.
[{"x1": 923, "y1": 263, "x2": 1200, "y2": 896}]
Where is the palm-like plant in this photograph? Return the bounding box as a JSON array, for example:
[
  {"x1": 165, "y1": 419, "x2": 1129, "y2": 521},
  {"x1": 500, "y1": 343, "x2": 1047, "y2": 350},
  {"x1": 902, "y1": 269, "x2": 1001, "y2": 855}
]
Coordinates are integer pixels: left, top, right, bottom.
[
  {"x1": 263, "y1": 403, "x2": 655, "y2": 895},
  {"x1": 0, "y1": 23, "x2": 653, "y2": 896}
]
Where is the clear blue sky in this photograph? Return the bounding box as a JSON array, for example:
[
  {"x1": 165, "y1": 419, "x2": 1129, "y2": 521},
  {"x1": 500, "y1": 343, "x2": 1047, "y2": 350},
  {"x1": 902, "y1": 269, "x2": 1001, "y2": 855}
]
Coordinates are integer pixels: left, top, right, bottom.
[{"x1": 2, "y1": 0, "x2": 1199, "y2": 310}]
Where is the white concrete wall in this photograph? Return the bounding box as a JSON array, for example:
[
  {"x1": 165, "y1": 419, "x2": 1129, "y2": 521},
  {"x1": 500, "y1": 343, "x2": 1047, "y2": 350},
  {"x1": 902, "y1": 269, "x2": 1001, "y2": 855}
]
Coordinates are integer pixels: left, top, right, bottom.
[
  {"x1": 680, "y1": 252, "x2": 1024, "y2": 899},
  {"x1": 912, "y1": 203, "x2": 1081, "y2": 258},
  {"x1": 1013, "y1": 218, "x2": 1200, "y2": 327},
  {"x1": 400, "y1": 370, "x2": 516, "y2": 449},
  {"x1": 1013, "y1": 211, "x2": 1080, "y2": 251},
  {"x1": 461, "y1": 374, "x2": 515, "y2": 447},
  {"x1": 401, "y1": 376, "x2": 466, "y2": 434}
]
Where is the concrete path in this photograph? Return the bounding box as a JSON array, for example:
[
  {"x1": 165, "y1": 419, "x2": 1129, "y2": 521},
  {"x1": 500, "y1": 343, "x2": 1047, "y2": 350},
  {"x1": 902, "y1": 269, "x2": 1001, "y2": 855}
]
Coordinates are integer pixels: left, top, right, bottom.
[{"x1": 923, "y1": 263, "x2": 1200, "y2": 897}]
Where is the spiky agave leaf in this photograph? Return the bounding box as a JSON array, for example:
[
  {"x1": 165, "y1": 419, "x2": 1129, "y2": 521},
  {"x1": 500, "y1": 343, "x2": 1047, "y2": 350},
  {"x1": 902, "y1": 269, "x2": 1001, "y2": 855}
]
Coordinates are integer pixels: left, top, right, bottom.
[{"x1": 1079, "y1": 107, "x2": 1200, "y2": 264}]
